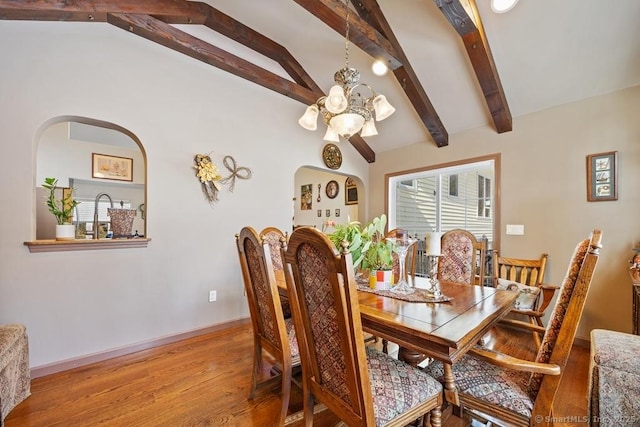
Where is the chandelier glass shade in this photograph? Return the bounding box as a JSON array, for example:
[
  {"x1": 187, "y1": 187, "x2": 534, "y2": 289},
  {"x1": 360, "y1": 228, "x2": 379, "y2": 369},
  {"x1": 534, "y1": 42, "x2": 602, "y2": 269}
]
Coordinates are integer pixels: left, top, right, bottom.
[{"x1": 297, "y1": 0, "x2": 394, "y2": 141}]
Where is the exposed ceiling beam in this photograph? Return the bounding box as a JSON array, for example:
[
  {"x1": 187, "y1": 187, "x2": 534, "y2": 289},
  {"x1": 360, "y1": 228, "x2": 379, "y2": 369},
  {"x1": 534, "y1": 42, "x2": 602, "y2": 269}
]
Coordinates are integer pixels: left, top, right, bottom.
[
  {"x1": 0, "y1": 0, "x2": 207, "y2": 22},
  {"x1": 295, "y1": 0, "x2": 449, "y2": 147},
  {"x1": 433, "y1": 0, "x2": 512, "y2": 133},
  {"x1": 0, "y1": 0, "x2": 378, "y2": 162},
  {"x1": 107, "y1": 13, "x2": 318, "y2": 105}
]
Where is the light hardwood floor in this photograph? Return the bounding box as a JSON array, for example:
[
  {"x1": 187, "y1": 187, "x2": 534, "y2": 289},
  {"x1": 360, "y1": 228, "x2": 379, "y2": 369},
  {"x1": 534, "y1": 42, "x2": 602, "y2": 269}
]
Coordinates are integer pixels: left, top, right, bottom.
[{"x1": 5, "y1": 323, "x2": 590, "y2": 426}]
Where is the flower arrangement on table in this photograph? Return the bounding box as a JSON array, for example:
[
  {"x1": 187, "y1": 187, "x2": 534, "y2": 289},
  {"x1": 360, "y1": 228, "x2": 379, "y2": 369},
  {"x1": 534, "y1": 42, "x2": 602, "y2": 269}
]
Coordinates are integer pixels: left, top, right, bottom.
[{"x1": 327, "y1": 214, "x2": 395, "y2": 272}]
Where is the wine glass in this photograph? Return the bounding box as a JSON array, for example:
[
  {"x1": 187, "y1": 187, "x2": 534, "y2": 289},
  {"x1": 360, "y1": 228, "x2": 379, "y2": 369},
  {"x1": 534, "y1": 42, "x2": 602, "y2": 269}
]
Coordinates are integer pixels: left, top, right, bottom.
[{"x1": 386, "y1": 236, "x2": 417, "y2": 294}]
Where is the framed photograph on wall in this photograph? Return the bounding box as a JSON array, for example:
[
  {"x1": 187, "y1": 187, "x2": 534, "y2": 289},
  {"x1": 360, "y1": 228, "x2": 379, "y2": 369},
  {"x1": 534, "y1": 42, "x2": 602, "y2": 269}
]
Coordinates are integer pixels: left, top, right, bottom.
[
  {"x1": 586, "y1": 151, "x2": 618, "y2": 202},
  {"x1": 92, "y1": 153, "x2": 133, "y2": 182}
]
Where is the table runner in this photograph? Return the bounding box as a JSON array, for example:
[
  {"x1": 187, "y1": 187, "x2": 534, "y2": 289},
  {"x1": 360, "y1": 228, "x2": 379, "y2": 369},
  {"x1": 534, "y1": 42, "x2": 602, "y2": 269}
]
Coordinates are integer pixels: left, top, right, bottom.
[{"x1": 356, "y1": 283, "x2": 452, "y2": 303}]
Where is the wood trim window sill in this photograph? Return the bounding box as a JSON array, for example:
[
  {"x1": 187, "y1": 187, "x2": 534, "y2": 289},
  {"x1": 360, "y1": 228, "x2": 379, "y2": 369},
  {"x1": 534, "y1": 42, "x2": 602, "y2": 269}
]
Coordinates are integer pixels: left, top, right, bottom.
[{"x1": 24, "y1": 238, "x2": 151, "y2": 253}]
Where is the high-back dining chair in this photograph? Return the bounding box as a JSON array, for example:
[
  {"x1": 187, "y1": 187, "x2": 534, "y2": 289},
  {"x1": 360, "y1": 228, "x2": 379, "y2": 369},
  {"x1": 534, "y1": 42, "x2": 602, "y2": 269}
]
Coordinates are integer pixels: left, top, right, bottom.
[
  {"x1": 494, "y1": 252, "x2": 556, "y2": 348},
  {"x1": 235, "y1": 227, "x2": 300, "y2": 426},
  {"x1": 260, "y1": 227, "x2": 291, "y2": 317},
  {"x1": 281, "y1": 227, "x2": 443, "y2": 427},
  {"x1": 424, "y1": 229, "x2": 602, "y2": 427},
  {"x1": 437, "y1": 229, "x2": 486, "y2": 286}
]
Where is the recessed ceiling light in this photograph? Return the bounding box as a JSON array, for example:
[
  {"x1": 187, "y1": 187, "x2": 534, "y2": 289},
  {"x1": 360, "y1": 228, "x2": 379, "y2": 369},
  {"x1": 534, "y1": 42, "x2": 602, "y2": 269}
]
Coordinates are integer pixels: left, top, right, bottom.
[
  {"x1": 371, "y1": 59, "x2": 388, "y2": 76},
  {"x1": 491, "y1": 0, "x2": 519, "y2": 13}
]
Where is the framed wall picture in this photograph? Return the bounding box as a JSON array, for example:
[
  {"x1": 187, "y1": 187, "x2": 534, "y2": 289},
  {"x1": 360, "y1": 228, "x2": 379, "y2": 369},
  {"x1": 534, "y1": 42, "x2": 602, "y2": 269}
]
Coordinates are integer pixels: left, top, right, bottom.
[
  {"x1": 325, "y1": 180, "x2": 339, "y2": 199},
  {"x1": 301, "y1": 184, "x2": 313, "y2": 210},
  {"x1": 92, "y1": 153, "x2": 133, "y2": 182},
  {"x1": 345, "y1": 177, "x2": 358, "y2": 205},
  {"x1": 586, "y1": 151, "x2": 618, "y2": 202}
]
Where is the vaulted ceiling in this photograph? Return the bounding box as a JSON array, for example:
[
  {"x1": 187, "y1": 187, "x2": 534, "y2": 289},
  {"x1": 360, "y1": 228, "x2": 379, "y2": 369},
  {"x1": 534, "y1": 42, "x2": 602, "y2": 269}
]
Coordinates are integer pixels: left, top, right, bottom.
[{"x1": 2, "y1": 0, "x2": 639, "y2": 163}]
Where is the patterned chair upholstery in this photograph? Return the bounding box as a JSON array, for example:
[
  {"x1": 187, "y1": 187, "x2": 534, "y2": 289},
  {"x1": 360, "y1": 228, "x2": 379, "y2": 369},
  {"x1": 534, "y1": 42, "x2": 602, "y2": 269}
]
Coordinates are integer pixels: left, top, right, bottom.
[
  {"x1": 589, "y1": 329, "x2": 640, "y2": 427},
  {"x1": 0, "y1": 324, "x2": 30, "y2": 424},
  {"x1": 260, "y1": 227, "x2": 291, "y2": 318},
  {"x1": 424, "y1": 230, "x2": 602, "y2": 426},
  {"x1": 235, "y1": 227, "x2": 300, "y2": 426},
  {"x1": 437, "y1": 229, "x2": 486, "y2": 286},
  {"x1": 282, "y1": 227, "x2": 442, "y2": 427}
]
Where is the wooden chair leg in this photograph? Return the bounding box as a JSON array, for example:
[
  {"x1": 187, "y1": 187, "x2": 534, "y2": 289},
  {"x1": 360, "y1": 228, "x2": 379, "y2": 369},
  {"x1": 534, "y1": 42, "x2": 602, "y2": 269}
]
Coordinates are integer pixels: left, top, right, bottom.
[
  {"x1": 530, "y1": 316, "x2": 543, "y2": 349},
  {"x1": 277, "y1": 362, "x2": 292, "y2": 426},
  {"x1": 249, "y1": 343, "x2": 262, "y2": 399}
]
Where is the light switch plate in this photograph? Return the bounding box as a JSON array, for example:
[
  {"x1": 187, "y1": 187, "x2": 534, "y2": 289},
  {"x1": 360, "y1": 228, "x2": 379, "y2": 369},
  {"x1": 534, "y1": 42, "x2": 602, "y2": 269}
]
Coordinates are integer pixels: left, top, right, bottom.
[{"x1": 506, "y1": 224, "x2": 525, "y2": 235}]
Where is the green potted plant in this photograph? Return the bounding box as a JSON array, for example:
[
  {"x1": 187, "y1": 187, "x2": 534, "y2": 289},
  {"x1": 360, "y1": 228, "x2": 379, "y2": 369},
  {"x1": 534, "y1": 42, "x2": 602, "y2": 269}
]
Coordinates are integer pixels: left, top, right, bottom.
[
  {"x1": 42, "y1": 177, "x2": 80, "y2": 240},
  {"x1": 328, "y1": 214, "x2": 395, "y2": 289}
]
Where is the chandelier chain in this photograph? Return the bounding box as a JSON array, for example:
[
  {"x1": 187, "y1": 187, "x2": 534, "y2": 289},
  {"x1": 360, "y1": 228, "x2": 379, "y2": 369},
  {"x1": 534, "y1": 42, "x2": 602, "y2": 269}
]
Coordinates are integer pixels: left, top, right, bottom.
[{"x1": 344, "y1": 0, "x2": 350, "y2": 69}]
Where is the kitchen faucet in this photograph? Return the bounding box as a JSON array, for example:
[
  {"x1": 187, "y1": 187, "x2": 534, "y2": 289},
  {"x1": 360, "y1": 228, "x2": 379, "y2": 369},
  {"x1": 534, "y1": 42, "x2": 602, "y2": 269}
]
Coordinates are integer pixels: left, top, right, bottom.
[{"x1": 93, "y1": 193, "x2": 113, "y2": 239}]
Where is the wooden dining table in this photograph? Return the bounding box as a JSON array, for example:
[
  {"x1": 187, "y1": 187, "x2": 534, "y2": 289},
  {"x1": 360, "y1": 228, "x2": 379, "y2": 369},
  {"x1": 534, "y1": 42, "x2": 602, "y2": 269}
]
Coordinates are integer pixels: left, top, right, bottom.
[
  {"x1": 276, "y1": 272, "x2": 517, "y2": 405},
  {"x1": 357, "y1": 278, "x2": 517, "y2": 404}
]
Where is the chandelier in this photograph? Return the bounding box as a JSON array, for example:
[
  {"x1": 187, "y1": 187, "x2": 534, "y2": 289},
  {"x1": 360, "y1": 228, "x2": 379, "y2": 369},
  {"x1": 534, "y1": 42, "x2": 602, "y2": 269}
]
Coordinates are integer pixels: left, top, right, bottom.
[{"x1": 297, "y1": 0, "x2": 395, "y2": 141}]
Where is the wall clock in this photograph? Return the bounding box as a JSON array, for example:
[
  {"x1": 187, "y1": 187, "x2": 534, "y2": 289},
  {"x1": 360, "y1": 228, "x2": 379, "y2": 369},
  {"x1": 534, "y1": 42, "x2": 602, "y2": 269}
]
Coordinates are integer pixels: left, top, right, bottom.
[
  {"x1": 326, "y1": 180, "x2": 339, "y2": 199},
  {"x1": 322, "y1": 143, "x2": 342, "y2": 170}
]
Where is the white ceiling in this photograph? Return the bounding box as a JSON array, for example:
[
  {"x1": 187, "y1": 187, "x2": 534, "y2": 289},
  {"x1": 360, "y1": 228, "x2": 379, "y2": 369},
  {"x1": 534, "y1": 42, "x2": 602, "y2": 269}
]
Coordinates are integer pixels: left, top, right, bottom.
[{"x1": 202, "y1": 0, "x2": 640, "y2": 154}]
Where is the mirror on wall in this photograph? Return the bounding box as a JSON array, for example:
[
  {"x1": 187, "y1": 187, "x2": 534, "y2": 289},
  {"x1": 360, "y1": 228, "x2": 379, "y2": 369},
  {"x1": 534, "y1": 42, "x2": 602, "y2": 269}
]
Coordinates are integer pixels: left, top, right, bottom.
[
  {"x1": 36, "y1": 117, "x2": 146, "y2": 240},
  {"x1": 293, "y1": 166, "x2": 364, "y2": 231}
]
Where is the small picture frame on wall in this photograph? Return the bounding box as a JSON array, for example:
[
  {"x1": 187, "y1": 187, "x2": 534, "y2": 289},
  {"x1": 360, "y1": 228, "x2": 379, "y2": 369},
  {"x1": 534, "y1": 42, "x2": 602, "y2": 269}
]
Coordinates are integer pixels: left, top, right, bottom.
[
  {"x1": 345, "y1": 177, "x2": 358, "y2": 205},
  {"x1": 92, "y1": 153, "x2": 133, "y2": 182},
  {"x1": 586, "y1": 151, "x2": 618, "y2": 202}
]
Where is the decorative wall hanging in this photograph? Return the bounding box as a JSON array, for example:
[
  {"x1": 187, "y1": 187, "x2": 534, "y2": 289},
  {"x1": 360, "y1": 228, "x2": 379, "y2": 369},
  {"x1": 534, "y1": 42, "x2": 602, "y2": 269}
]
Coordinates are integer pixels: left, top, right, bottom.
[
  {"x1": 194, "y1": 153, "x2": 252, "y2": 204},
  {"x1": 322, "y1": 143, "x2": 342, "y2": 169},
  {"x1": 326, "y1": 180, "x2": 339, "y2": 199},
  {"x1": 586, "y1": 151, "x2": 617, "y2": 202}
]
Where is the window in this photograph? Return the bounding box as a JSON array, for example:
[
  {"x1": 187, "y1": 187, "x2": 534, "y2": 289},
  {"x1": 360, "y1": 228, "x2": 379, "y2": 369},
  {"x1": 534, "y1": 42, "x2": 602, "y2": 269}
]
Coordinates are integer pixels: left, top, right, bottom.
[
  {"x1": 386, "y1": 154, "x2": 500, "y2": 278},
  {"x1": 399, "y1": 179, "x2": 417, "y2": 191},
  {"x1": 478, "y1": 175, "x2": 491, "y2": 218},
  {"x1": 448, "y1": 175, "x2": 459, "y2": 197}
]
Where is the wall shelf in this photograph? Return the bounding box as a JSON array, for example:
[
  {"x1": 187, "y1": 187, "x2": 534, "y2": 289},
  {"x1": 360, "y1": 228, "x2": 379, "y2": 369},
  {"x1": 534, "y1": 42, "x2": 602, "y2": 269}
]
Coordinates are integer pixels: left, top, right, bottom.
[{"x1": 24, "y1": 238, "x2": 150, "y2": 253}]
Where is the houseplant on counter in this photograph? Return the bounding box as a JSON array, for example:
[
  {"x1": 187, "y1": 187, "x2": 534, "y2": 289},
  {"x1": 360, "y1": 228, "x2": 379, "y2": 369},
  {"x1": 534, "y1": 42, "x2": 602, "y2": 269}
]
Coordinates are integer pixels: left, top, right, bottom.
[
  {"x1": 327, "y1": 214, "x2": 395, "y2": 289},
  {"x1": 42, "y1": 177, "x2": 80, "y2": 240}
]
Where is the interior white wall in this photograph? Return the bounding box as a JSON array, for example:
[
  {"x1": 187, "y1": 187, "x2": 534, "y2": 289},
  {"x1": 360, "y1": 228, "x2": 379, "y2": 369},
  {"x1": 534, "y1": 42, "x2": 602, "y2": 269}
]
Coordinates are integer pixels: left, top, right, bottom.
[
  {"x1": 370, "y1": 85, "x2": 640, "y2": 340},
  {"x1": 0, "y1": 21, "x2": 369, "y2": 368}
]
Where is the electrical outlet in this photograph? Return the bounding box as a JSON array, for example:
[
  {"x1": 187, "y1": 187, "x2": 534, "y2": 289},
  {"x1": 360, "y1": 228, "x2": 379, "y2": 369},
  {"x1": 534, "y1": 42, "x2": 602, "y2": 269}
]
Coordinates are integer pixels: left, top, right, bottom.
[{"x1": 208, "y1": 290, "x2": 217, "y2": 302}]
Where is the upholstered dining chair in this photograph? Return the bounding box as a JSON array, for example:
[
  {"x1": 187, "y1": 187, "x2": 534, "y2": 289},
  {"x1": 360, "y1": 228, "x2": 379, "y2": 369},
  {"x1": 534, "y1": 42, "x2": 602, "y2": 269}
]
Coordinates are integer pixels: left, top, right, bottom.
[
  {"x1": 235, "y1": 227, "x2": 300, "y2": 426},
  {"x1": 437, "y1": 229, "x2": 486, "y2": 286},
  {"x1": 494, "y1": 252, "x2": 556, "y2": 348},
  {"x1": 281, "y1": 226, "x2": 443, "y2": 427},
  {"x1": 0, "y1": 324, "x2": 30, "y2": 424},
  {"x1": 424, "y1": 229, "x2": 602, "y2": 427},
  {"x1": 260, "y1": 227, "x2": 291, "y2": 317}
]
